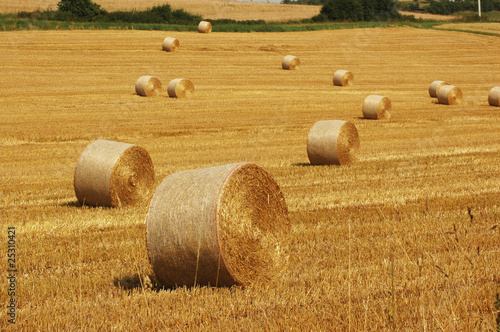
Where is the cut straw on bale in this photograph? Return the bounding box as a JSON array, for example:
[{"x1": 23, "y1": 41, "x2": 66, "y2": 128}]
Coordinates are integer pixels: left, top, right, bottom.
[
  {"x1": 333, "y1": 70, "x2": 354, "y2": 87},
  {"x1": 488, "y1": 86, "x2": 500, "y2": 106},
  {"x1": 167, "y1": 78, "x2": 194, "y2": 98},
  {"x1": 307, "y1": 120, "x2": 360, "y2": 165},
  {"x1": 162, "y1": 37, "x2": 179, "y2": 52},
  {"x1": 74, "y1": 139, "x2": 155, "y2": 208},
  {"x1": 146, "y1": 162, "x2": 290, "y2": 288},
  {"x1": 282, "y1": 55, "x2": 300, "y2": 70},
  {"x1": 135, "y1": 76, "x2": 162, "y2": 97},
  {"x1": 429, "y1": 80, "x2": 449, "y2": 98},
  {"x1": 437, "y1": 85, "x2": 462, "y2": 105},
  {"x1": 362, "y1": 95, "x2": 391, "y2": 120},
  {"x1": 198, "y1": 21, "x2": 212, "y2": 33}
]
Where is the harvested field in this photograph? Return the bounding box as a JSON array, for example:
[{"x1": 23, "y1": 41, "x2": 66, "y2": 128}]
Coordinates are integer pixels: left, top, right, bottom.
[
  {"x1": 0, "y1": 28, "x2": 499, "y2": 330},
  {"x1": 0, "y1": 0, "x2": 322, "y2": 22},
  {"x1": 435, "y1": 22, "x2": 500, "y2": 34}
]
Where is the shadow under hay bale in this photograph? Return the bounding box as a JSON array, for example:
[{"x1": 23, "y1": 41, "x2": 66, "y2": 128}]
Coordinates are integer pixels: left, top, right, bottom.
[
  {"x1": 437, "y1": 85, "x2": 462, "y2": 105},
  {"x1": 333, "y1": 70, "x2": 354, "y2": 87},
  {"x1": 429, "y1": 80, "x2": 449, "y2": 98},
  {"x1": 162, "y1": 37, "x2": 179, "y2": 52},
  {"x1": 282, "y1": 55, "x2": 300, "y2": 70},
  {"x1": 307, "y1": 120, "x2": 360, "y2": 165},
  {"x1": 488, "y1": 86, "x2": 500, "y2": 106},
  {"x1": 362, "y1": 95, "x2": 391, "y2": 120},
  {"x1": 74, "y1": 139, "x2": 155, "y2": 208},
  {"x1": 135, "y1": 76, "x2": 162, "y2": 97},
  {"x1": 146, "y1": 162, "x2": 290, "y2": 288}
]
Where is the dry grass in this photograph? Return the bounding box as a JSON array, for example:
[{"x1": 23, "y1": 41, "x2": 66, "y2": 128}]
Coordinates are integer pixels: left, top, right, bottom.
[
  {"x1": 0, "y1": 0, "x2": 322, "y2": 22},
  {"x1": 435, "y1": 22, "x2": 500, "y2": 34},
  {"x1": 0, "y1": 28, "x2": 499, "y2": 330}
]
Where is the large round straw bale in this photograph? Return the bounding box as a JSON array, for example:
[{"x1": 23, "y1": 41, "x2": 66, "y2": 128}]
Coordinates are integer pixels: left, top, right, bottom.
[
  {"x1": 198, "y1": 21, "x2": 212, "y2": 33},
  {"x1": 488, "y1": 86, "x2": 500, "y2": 106},
  {"x1": 135, "y1": 76, "x2": 162, "y2": 97},
  {"x1": 146, "y1": 162, "x2": 290, "y2": 288},
  {"x1": 429, "y1": 80, "x2": 449, "y2": 98},
  {"x1": 333, "y1": 70, "x2": 354, "y2": 86},
  {"x1": 74, "y1": 139, "x2": 155, "y2": 207},
  {"x1": 282, "y1": 55, "x2": 300, "y2": 70},
  {"x1": 437, "y1": 85, "x2": 462, "y2": 105},
  {"x1": 307, "y1": 120, "x2": 360, "y2": 165},
  {"x1": 362, "y1": 95, "x2": 391, "y2": 120},
  {"x1": 162, "y1": 37, "x2": 179, "y2": 52},
  {"x1": 167, "y1": 78, "x2": 195, "y2": 98}
]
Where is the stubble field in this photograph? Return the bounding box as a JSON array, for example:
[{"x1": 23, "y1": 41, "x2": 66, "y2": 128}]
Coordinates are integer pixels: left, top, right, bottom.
[{"x1": 0, "y1": 27, "x2": 499, "y2": 330}]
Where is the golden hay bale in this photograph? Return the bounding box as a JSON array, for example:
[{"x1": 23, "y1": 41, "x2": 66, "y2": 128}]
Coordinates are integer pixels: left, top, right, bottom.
[
  {"x1": 437, "y1": 85, "x2": 463, "y2": 105},
  {"x1": 135, "y1": 76, "x2": 162, "y2": 97},
  {"x1": 167, "y1": 78, "x2": 195, "y2": 98},
  {"x1": 307, "y1": 120, "x2": 360, "y2": 165},
  {"x1": 198, "y1": 21, "x2": 212, "y2": 33},
  {"x1": 428, "y1": 80, "x2": 449, "y2": 98},
  {"x1": 488, "y1": 86, "x2": 500, "y2": 106},
  {"x1": 74, "y1": 139, "x2": 155, "y2": 207},
  {"x1": 333, "y1": 70, "x2": 354, "y2": 87},
  {"x1": 282, "y1": 55, "x2": 300, "y2": 70},
  {"x1": 162, "y1": 37, "x2": 179, "y2": 52},
  {"x1": 146, "y1": 162, "x2": 290, "y2": 288},
  {"x1": 362, "y1": 95, "x2": 391, "y2": 120}
]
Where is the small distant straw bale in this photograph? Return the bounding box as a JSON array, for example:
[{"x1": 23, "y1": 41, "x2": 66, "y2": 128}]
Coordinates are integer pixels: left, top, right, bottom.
[
  {"x1": 333, "y1": 70, "x2": 354, "y2": 86},
  {"x1": 167, "y1": 78, "x2": 195, "y2": 98},
  {"x1": 488, "y1": 86, "x2": 500, "y2": 106},
  {"x1": 437, "y1": 85, "x2": 462, "y2": 105},
  {"x1": 146, "y1": 162, "x2": 290, "y2": 288},
  {"x1": 135, "y1": 76, "x2": 162, "y2": 97},
  {"x1": 198, "y1": 21, "x2": 212, "y2": 33},
  {"x1": 307, "y1": 120, "x2": 360, "y2": 165},
  {"x1": 429, "y1": 80, "x2": 449, "y2": 98},
  {"x1": 162, "y1": 37, "x2": 179, "y2": 52},
  {"x1": 74, "y1": 139, "x2": 155, "y2": 208},
  {"x1": 362, "y1": 95, "x2": 391, "y2": 120},
  {"x1": 282, "y1": 55, "x2": 300, "y2": 70}
]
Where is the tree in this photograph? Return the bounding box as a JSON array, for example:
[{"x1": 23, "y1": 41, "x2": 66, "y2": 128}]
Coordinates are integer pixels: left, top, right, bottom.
[
  {"x1": 57, "y1": 0, "x2": 106, "y2": 21},
  {"x1": 317, "y1": 0, "x2": 400, "y2": 21}
]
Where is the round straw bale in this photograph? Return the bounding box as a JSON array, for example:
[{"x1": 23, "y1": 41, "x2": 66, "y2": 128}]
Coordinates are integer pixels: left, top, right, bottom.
[
  {"x1": 162, "y1": 37, "x2": 179, "y2": 52},
  {"x1": 198, "y1": 21, "x2": 212, "y2": 33},
  {"x1": 488, "y1": 86, "x2": 500, "y2": 106},
  {"x1": 135, "y1": 76, "x2": 162, "y2": 97},
  {"x1": 167, "y1": 78, "x2": 195, "y2": 98},
  {"x1": 429, "y1": 80, "x2": 449, "y2": 98},
  {"x1": 74, "y1": 139, "x2": 155, "y2": 207},
  {"x1": 307, "y1": 120, "x2": 360, "y2": 165},
  {"x1": 362, "y1": 95, "x2": 391, "y2": 120},
  {"x1": 333, "y1": 70, "x2": 354, "y2": 86},
  {"x1": 282, "y1": 55, "x2": 300, "y2": 70},
  {"x1": 146, "y1": 162, "x2": 290, "y2": 288},
  {"x1": 437, "y1": 85, "x2": 462, "y2": 105}
]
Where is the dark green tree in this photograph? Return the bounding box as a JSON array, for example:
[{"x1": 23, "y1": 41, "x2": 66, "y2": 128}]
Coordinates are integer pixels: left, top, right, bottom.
[
  {"x1": 57, "y1": 0, "x2": 106, "y2": 21},
  {"x1": 320, "y1": 0, "x2": 364, "y2": 21}
]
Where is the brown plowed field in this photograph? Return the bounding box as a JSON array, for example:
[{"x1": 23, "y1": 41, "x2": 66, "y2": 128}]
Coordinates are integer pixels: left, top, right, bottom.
[{"x1": 0, "y1": 28, "x2": 499, "y2": 330}]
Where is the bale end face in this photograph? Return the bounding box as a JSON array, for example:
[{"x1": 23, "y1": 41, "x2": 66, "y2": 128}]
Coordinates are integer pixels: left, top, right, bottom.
[
  {"x1": 282, "y1": 55, "x2": 300, "y2": 70},
  {"x1": 437, "y1": 85, "x2": 462, "y2": 105},
  {"x1": 488, "y1": 86, "x2": 500, "y2": 106},
  {"x1": 333, "y1": 70, "x2": 354, "y2": 87},
  {"x1": 307, "y1": 120, "x2": 360, "y2": 165},
  {"x1": 162, "y1": 37, "x2": 179, "y2": 52},
  {"x1": 135, "y1": 76, "x2": 162, "y2": 97},
  {"x1": 198, "y1": 21, "x2": 212, "y2": 33}
]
